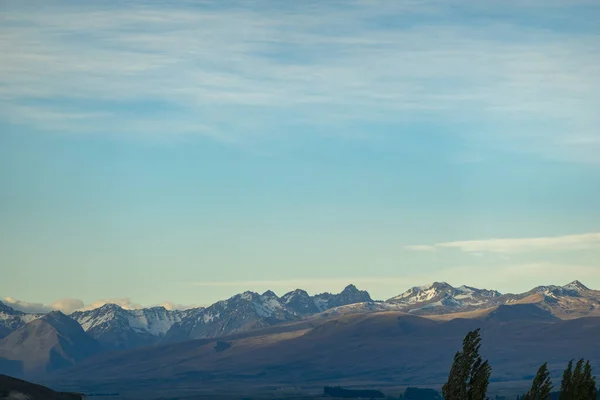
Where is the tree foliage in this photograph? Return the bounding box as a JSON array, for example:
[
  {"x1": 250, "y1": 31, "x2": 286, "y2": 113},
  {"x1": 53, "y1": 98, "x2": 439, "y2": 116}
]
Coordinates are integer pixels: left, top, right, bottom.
[
  {"x1": 558, "y1": 359, "x2": 598, "y2": 400},
  {"x1": 442, "y1": 328, "x2": 491, "y2": 400},
  {"x1": 560, "y1": 360, "x2": 574, "y2": 400},
  {"x1": 522, "y1": 362, "x2": 553, "y2": 400}
]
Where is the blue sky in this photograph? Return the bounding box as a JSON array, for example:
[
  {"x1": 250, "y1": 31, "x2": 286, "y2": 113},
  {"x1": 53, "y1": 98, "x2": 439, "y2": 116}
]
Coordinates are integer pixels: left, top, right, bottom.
[{"x1": 1, "y1": 0, "x2": 599, "y2": 312}]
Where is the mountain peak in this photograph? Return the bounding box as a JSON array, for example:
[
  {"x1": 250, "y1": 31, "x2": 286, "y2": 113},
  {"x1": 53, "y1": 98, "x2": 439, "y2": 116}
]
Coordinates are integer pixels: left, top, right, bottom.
[
  {"x1": 42, "y1": 310, "x2": 67, "y2": 319},
  {"x1": 342, "y1": 284, "x2": 359, "y2": 292},
  {"x1": 411, "y1": 282, "x2": 453, "y2": 291},
  {"x1": 237, "y1": 291, "x2": 261, "y2": 302},
  {"x1": 40, "y1": 310, "x2": 81, "y2": 330},
  {"x1": 563, "y1": 280, "x2": 589, "y2": 291},
  {"x1": 431, "y1": 281, "x2": 453, "y2": 289},
  {"x1": 283, "y1": 288, "x2": 309, "y2": 297},
  {"x1": 0, "y1": 300, "x2": 22, "y2": 315},
  {"x1": 261, "y1": 290, "x2": 278, "y2": 298},
  {"x1": 97, "y1": 303, "x2": 126, "y2": 312}
]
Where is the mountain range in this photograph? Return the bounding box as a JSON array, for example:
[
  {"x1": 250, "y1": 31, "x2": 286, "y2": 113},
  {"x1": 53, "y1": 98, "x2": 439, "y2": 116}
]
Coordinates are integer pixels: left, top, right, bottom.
[
  {"x1": 1, "y1": 280, "x2": 599, "y2": 390},
  {"x1": 2, "y1": 284, "x2": 373, "y2": 350},
  {"x1": 45, "y1": 304, "x2": 600, "y2": 399},
  {"x1": 2, "y1": 281, "x2": 599, "y2": 349}
]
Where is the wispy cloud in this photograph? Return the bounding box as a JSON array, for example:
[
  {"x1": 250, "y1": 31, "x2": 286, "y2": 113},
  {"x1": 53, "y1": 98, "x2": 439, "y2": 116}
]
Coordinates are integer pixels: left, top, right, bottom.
[
  {"x1": 75, "y1": 298, "x2": 144, "y2": 312},
  {"x1": 0, "y1": 1, "x2": 599, "y2": 160},
  {"x1": 2, "y1": 297, "x2": 84, "y2": 314},
  {"x1": 405, "y1": 232, "x2": 600, "y2": 254},
  {"x1": 2, "y1": 297, "x2": 54, "y2": 314},
  {"x1": 2, "y1": 296, "x2": 200, "y2": 313}
]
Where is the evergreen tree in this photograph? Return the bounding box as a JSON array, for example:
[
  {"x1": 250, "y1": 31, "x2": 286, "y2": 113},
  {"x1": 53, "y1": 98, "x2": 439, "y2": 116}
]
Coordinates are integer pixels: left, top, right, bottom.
[
  {"x1": 523, "y1": 362, "x2": 553, "y2": 400},
  {"x1": 442, "y1": 328, "x2": 491, "y2": 400},
  {"x1": 581, "y1": 361, "x2": 597, "y2": 400},
  {"x1": 560, "y1": 360, "x2": 574, "y2": 400},
  {"x1": 573, "y1": 359, "x2": 586, "y2": 400},
  {"x1": 560, "y1": 359, "x2": 598, "y2": 400}
]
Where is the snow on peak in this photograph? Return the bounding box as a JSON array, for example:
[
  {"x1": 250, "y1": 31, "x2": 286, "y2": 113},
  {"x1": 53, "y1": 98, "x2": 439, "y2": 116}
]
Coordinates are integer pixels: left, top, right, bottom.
[
  {"x1": 563, "y1": 280, "x2": 589, "y2": 291},
  {"x1": 71, "y1": 304, "x2": 184, "y2": 336},
  {"x1": 457, "y1": 285, "x2": 475, "y2": 293},
  {"x1": 386, "y1": 282, "x2": 504, "y2": 313},
  {"x1": 392, "y1": 282, "x2": 452, "y2": 301},
  {"x1": 240, "y1": 291, "x2": 259, "y2": 301}
]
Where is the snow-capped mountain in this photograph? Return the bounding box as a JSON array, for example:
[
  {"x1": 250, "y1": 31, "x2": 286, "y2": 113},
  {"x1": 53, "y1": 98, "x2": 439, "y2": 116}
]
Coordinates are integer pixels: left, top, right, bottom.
[
  {"x1": 71, "y1": 304, "x2": 190, "y2": 350},
  {"x1": 163, "y1": 290, "x2": 295, "y2": 342},
  {"x1": 164, "y1": 284, "x2": 373, "y2": 342},
  {"x1": 0, "y1": 301, "x2": 42, "y2": 339},
  {"x1": 2, "y1": 280, "x2": 598, "y2": 350},
  {"x1": 383, "y1": 280, "x2": 600, "y2": 318},
  {"x1": 386, "y1": 281, "x2": 502, "y2": 314},
  {"x1": 1, "y1": 285, "x2": 374, "y2": 348},
  {"x1": 502, "y1": 280, "x2": 600, "y2": 319}
]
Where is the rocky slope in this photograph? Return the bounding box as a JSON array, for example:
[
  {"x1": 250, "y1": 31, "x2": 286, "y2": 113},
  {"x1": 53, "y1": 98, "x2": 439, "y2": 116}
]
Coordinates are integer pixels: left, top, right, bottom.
[
  {"x1": 386, "y1": 281, "x2": 503, "y2": 313},
  {"x1": 383, "y1": 280, "x2": 600, "y2": 318},
  {"x1": 0, "y1": 312, "x2": 100, "y2": 377},
  {"x1": 501, "y1": 280, "x2": 600, "y2": 319},
  {"x1": 2, "y1": 285, "x2": 373, "y2": 350},
  {"x1": 71, "y1": 304, "x2": 189, "y2": 350},
  {"x1": 48, "y1": 305, "x2": 600, "y2": 397},
  {"x1": 164, "y1": 284, "x2": 372, "y2": 342},
  {"x1": 0, "y1": 301, "x2": 42, "y2": 339}
]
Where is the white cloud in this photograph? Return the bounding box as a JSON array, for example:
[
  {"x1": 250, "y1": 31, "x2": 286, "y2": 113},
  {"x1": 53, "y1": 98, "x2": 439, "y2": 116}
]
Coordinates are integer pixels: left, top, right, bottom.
[
  {"x1": 405, "y1": 232, "x2": 600, "y2": 254},
  {"x1": 3, "y1": 297, "x2": 86, "y2": 314},
  {"x1": 1, "y1": 297, "x2": 200, "y2": 314},
  {"x1": 1, "y1": 296, "x2": 141, "y2": 313},
  {"x1": 49, "y1": 298, "x2": 85, "y2": 314},
  {"x1": 2, "y1": 297, "x2": 53, "y2": 314},
  {"x1": 0, "y1": 1, "x2": 598, "y2": 161},
  {"x1": 76, "y1": 298, "x2": 144, "y2": 312}
]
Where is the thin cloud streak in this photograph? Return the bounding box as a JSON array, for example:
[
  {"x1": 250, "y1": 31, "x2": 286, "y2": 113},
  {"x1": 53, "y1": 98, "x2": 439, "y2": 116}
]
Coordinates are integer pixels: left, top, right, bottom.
[
  {"x1": 0, "y1": 1, "x2": 599, "y2": 161},
  {"x1": 405, "y1": 232, "x2": 600, "y2": 254}
]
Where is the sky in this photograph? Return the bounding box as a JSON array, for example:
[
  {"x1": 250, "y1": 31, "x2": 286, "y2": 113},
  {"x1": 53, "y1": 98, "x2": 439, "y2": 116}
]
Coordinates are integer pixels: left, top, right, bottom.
[{"x1": 1, "y1": 0, "x2": 599, "y2": 313}]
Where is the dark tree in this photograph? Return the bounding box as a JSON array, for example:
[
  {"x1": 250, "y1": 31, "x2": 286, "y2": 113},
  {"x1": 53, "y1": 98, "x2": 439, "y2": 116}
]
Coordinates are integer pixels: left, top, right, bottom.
[
  {"x1": 442, "y1": 328, "x2": 491, "y2": 400},
  {"x1": 583, "y1": 361, "x2": 598, "y2": 400},
  {"x1": 571, "y1": 358, "x2": 588, "y2": 400},
  {"x1": 559, "y1": 359, "x2": 597, "y2": 400},
  {"x1": 523, "y1": 362, "x2": 553, "y2": 400},
  {"x1": 560, "y1": 360, "x2": 574, "y2": 400}
]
